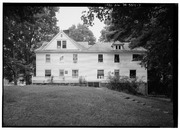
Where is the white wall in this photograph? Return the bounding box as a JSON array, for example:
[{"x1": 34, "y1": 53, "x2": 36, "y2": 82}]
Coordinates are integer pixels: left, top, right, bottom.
[
  {"x1": 44, "y1": 32, "x2": 78, "y2": 50},
  {"x1": 36, "y1": 52, "x2": 147, "y2": 82}
]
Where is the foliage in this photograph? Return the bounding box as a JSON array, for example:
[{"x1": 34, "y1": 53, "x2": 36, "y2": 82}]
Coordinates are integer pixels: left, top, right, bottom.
[
  {"x1": 67, "y1": 24, "x2": 96, "y2": 44},
  {"x1": 107, "y1": 75, "x2": 141, "y2": 95},
  {"x1": 4, "y1": 5, "x2": 59, "y2": 85},
  {"x1": 81, "y1": 4, "x2": 176, "y2": 100}
]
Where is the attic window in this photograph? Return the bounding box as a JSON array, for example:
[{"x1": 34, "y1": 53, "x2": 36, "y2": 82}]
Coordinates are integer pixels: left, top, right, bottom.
[
  {"x1": 57, "y1": 41, "x2": 61, "y2": 48},
  {"x1": 115, "y1": 45, "x2": 122, "y2": 50},
  {"x1": 62, "y1": 41, "x2": 66, "y2": 48},
  {"x1": 61, "y1": 34, "x2": 63, "y2": 37}
]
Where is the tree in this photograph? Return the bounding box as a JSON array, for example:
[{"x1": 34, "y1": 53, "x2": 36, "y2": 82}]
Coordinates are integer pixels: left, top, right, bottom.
[
  {"x1": 81, "y1": 4, "x2": 177, "y2": 101},
  {"x1": 67, "y1": 24, "x2": 96, "y2": 44},
  {"x1": 4, "y1": 5, "x2": 59, "y2": 85}
]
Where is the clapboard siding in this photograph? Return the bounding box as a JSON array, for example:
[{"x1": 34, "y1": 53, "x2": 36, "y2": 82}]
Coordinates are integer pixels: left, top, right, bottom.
[
  {"x1": 36, "y1": 52, "x2": 147, "y2": 82},
  {"x1": 44, "y1": 32, "x2": 78, "y2": 50}
]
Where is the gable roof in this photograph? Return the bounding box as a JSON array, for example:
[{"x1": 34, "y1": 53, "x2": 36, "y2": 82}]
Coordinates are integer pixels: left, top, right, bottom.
[
  {"x1": 77, "y1": 42, "x2": 93, "y2": 49},
  {"x1": 35, "y1": 30, "x2": 146, "y2": 53}
]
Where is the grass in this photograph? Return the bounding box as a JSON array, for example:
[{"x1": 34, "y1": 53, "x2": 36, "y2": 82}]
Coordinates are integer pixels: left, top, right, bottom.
[{"x1": 3, "y1": 85, "x2": 174, "y2": 127}]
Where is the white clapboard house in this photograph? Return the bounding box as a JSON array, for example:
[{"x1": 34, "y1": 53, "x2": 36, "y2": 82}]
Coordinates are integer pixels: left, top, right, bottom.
[{"x1": 32, "y1": 30, "x2": 147, "y2": 92}]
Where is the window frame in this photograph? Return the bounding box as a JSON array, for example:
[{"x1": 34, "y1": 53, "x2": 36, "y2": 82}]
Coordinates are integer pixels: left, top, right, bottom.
[
  {"x1": 57, "y1": 41, "x2": 61, "y2": 48},
  {"x1": 45, "y1": 69, "x2": 51, "y2": 77},
  {"x1": 62, "y1": 41, "x2": 67, "y2": 48},
  {"x1": 46, "y1": 54, "x2": 50, "y2": 63},
  {"x1": 114, "y1": 69, "x2": 119, "y2": 77},
  {"x1": 132, "y1": 54, "x2": 143, "y2": 61},
  {"x1": 97, "y1": 70, "x2": 104, "y2": 79},
  {"x1": 72, "y1": 70, "x2": 78, "y2": 78},
  {"x1": 59, "y1": 69, "x2": 64, "y2": 77},
  {"x1": 73, "y1": 54, "x2": 78, "y2": 63},
  {"x1": 130, "y1": 70, "x2": 136, "y2": 78},
  {"x1": 114, "y1": 54, "x2": 120, "y2": 63},
  {"x1": 98, "y1": 54, "x2": 103, "y2": 62}
]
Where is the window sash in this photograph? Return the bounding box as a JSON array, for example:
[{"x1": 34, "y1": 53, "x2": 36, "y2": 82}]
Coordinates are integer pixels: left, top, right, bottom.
[
  {"x1": 98, "y1": 54, "x2": 103, "y2": 62},
  {"x1": 130, "y1": 70, "x2": 136, "y2": 78},
  {"x1": 132, "y1": 54, "x2": 143, "y2": 61},
  {"x1": 73, "y1": 54, "x2": 78, "y2": 63},
  {"x1": 114, "y1": 54, "x2": 119, "y2": 62},
  {"x1": 72, "y1": 70, "x2": 78, "y2": 78},
  {"x1": 45, "y1": 70, "x2": 51, "y2": 77},
  {"x1": 62, "y1": 41, "x2": 66, "y2": 48},
  {"x1": 57, "y1": 41, "x2": 61, "y2": 48},
  {"x1": 97, "y1": 70, "x2": 104, "y2": 79},
  {"x1": 59, "y1": 69, "x2": 64, "y2": 76},
  {"x1": 114, "y1": 69, "x2": 119, "y2": 76},
  {"x1": 46, "y1": 54, "x2": 50, "y2": 62}
]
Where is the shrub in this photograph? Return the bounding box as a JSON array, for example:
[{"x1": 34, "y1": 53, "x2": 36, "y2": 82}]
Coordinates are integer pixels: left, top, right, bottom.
[{"x1": 107, "y1": 74, "x2": 141, "y2": 95}]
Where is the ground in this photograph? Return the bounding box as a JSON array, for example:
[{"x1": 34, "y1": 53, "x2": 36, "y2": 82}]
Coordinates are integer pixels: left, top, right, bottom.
[{"x1": 3, "y1": 85, "x2": 174, "y2": 127}]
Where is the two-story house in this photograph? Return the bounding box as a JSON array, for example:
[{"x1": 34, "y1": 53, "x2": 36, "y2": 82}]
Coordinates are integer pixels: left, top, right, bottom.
[{"x1": 32, "y1": 30, "x2": 147, "y2": 93}]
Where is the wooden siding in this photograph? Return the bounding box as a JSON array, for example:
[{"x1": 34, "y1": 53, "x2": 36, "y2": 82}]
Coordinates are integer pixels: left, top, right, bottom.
[
  {"x1": 35, "y1": 52, "x2": 147, "y2": 83},
  {"x1": 44, "y1": 32, "x2": 78, "y2": 50}
]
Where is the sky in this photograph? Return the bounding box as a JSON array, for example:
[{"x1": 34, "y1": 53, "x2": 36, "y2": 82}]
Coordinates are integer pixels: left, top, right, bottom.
[{"x1": 55, "y1": 7, "x2": 105, "y2": 41}]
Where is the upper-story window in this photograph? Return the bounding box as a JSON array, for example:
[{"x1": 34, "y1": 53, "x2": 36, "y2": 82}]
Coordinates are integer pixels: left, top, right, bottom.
[
  {"x1": 57, "y1": 41, "x2": 61, "y2": 48},
  {"x1": 62, "y1": 41, "x2": 67, "y2": 48},
  {"x1": 73, "y1": 54, "x2": 78, "y2": 63},
  {"x1": 98, "y1": 54, "x2": 103, "y2": 62},
  {"x1": 60, "y1": 55, "x2": 64, "y2": 62},
  {"x1": 132, "y1": 54, "x2": 143, "y2": 61},
  {"x1": 130, "y1": 70, "x2": 136, "y2": 78},
  {"x1": 46, "y1": 54, "x2": 50, "y2": 63},
  {"x1": 114, "y1": 54, "x2": 120, "y2": 63}
]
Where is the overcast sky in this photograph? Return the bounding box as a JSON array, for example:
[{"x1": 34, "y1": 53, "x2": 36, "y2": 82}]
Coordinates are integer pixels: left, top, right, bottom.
[{"x1": 55, "y1": 7, "x2": 105, "y2": 41}]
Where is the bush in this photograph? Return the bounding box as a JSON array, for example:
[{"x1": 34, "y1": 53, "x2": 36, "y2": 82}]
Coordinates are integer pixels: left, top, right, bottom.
[{"x1": 107, "y1": 75, "x2": 141, "y2": 95}]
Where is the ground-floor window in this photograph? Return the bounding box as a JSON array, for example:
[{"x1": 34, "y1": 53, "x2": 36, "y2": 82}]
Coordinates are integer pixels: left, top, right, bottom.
[
  {"x1": 45, "y1": 69, "x2": 51, "y2": 77},
  {"x1": 97, "y1": 70, "x2": 104, "y2": 79},
  {"x1": 72, "y1": 70, "x2": 78, "y2": 78},
  {"x1": 114, "y1": 69, "x2": 119, "y2": 77},
  {"x1": 130, "y1": 70, "x2": 136, "y2": 78},
  {"x1": 59, "y1": 69, "x2": 64, "y2": 76}
]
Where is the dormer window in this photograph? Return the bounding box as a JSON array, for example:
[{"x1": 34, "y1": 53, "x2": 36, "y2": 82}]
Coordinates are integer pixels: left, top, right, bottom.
[{"x1": 115, "y1": 45, "x2": 122, "y2": 50}]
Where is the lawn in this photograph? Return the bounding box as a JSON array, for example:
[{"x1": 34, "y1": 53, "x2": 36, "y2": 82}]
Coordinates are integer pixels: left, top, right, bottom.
[{"x1": 3, "y1": 85, "x2": 174, "y2": 127}]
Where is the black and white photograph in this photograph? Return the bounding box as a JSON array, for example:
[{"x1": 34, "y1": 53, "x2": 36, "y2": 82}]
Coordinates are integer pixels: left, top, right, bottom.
[{"x1": 2, "y1": 2, "x2": 177, "y2": 127}]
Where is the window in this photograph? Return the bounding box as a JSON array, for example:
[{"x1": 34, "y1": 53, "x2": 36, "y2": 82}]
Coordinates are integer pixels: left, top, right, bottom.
[
  {"x1": 130, "y1": 70, "x2": 136, "y2": 78},
  {"x1": 45, "y1": 70, "x2": 51, "y2": 77},
  {"x1": 57, "y1": 41, "x2": 61, "y2": 48},
  {"x1": 59, "y1": 69, "x2": 64, "y2": 76},
  {"x1": 114, "y1": 54, "x2": 120, "y2": 63},
  {"x1": 97, "y1": 70, "x2": 104, "y2": 79},
  {"x1": 62, "y1": 41, "x2": 66, "y2": 48},
  {"x1": 73, "y1": 54, "x2": 78, "y2": 63},
  {"x1": 65, "y1": 71, "x2": 68, "y2": 74},
  {"x1": 60, "y1": 55, "x2": 64, "y2": 62},
  {"x1": 98, "y1": 54, "x2": 103, "y2": 62},
  {"x1": 46, "y1": 54, "x2": 50, "y2": 63},
  {"x1": 72, "y1": 70, "x2": 78, "y2": 78},
  {"x1": 114, "y1": 69, "x2": 119, "y2": 77},
  {"x1": 132, "y1": 54, "x2": 143, "y2": 61}
]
